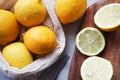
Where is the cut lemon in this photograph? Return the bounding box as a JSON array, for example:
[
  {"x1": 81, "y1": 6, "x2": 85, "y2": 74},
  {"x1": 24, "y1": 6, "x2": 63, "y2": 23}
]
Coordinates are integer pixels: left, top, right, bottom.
[
  {"x1": 94, "y1": 3, "x2": 120, "y2": 31},
  {"x1": 81, "y1": 56, "x2": 113, "y2": 80},
  {"x1": 76, "y1": 27, "x2": 105, "y2": 56}
]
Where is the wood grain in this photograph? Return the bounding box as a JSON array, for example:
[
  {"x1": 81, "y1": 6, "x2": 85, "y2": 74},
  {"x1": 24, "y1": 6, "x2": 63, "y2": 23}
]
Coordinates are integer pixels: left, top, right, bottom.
[{"x1": 68, "y1": 0, "x2": 120, "y2": 80}]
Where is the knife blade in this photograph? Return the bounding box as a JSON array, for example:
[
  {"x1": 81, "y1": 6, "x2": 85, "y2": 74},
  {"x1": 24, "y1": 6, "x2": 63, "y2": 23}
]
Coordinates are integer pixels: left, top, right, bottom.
[{"x1": 38, "y1": 55, "x2": 69, "y2": 80}]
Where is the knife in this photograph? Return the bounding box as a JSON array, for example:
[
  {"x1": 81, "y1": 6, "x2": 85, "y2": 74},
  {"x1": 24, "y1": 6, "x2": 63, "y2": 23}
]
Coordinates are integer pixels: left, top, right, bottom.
[{"x1": 38, "y1": 55, "x2": 69, "y2": 80}]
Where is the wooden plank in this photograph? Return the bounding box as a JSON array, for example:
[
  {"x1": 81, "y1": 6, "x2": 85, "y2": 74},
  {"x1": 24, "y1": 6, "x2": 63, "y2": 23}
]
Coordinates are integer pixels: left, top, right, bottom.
[{"x1": 68, "y1": 0, "x2": 120, "y2": 80}]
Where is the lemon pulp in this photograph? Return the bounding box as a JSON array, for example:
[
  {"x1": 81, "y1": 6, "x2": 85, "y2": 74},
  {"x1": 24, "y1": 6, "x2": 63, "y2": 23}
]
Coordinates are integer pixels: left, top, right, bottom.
[
  {"x1": 81, "y1": 56, "x2": 113, "y2": 80},
  {"x1": 94, "y1": 3, "x2": 120, "y2": 31},
  {"x1": 76, "y1": 27, "x2": 105, "y2": 56}
]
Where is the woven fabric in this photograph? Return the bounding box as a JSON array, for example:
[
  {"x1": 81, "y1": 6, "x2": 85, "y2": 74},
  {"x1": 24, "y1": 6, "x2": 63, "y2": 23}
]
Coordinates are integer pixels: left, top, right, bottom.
[{"x1": 0, "y1": 0, "x2": 65, "y2": 79}]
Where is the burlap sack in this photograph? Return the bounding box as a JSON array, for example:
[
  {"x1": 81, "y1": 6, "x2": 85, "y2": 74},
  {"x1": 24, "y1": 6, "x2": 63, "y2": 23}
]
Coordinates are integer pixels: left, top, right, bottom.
[{"x1": 0, "y1": 0, "x2": 65, "y2": 79}]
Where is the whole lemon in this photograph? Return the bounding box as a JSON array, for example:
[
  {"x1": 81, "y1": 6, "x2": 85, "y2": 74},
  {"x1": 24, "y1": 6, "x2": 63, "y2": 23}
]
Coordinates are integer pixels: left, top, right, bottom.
[
  {"x1": 23, "y1": 26, "x2": 58, "y2": 55},
  {"x1": 14, "y1": 0, "x2": 46, "y2": 27},
  {"x1": 56, "y1": 0, "x2": 87, "y2": 24},
  {"x1": 2, "y1": 42, "x2": 33, "y2": 69},
  {"x1": 0, "y1": 10, "x2": 20, "y2": 46}
]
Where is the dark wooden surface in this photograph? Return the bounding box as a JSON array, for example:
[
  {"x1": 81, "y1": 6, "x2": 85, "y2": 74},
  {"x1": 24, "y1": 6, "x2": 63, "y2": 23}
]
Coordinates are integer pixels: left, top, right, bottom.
[{"x1": 68, "y1": 0, "x2": 120, "y2": 80}]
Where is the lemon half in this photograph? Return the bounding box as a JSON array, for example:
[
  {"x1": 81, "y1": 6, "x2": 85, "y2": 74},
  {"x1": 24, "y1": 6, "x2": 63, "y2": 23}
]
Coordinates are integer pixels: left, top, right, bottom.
[
  {"x1": 81, "y1": 56, "x2": 113, "y2": 80},
  {"x1": 76, "y1": 27, "x2": 105, "y2": 56},
  {"x1": 94, "y1": 3, "x2": 120, "y2": 31}
]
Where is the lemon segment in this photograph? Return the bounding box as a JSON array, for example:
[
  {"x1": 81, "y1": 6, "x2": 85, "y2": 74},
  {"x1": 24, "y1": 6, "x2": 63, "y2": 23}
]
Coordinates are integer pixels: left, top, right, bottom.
[
  {"x1": 94, "y1": 3, "x2": 120, "y2": 31},
  {"x1": 81, "y1": 56, "x2": 113, "y2": 80},
  {"x1": 76, "y1": 27, "x2": 105, "y2": 56}
]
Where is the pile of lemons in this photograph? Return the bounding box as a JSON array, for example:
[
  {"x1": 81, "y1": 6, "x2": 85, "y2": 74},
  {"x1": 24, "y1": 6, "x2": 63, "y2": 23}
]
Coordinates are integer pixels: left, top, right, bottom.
[{"x1": 0, "y1": 0, "x2": 87, "y2": 69}]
